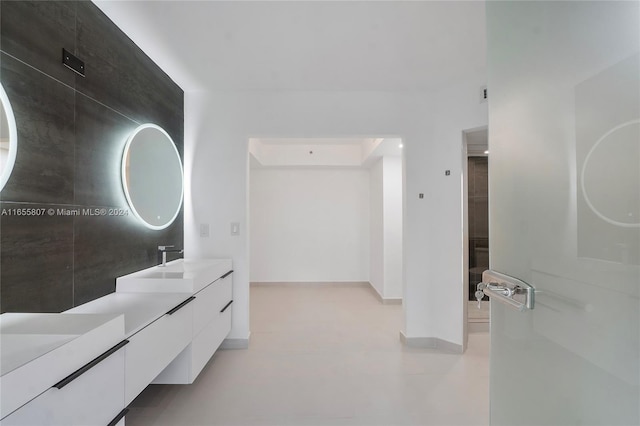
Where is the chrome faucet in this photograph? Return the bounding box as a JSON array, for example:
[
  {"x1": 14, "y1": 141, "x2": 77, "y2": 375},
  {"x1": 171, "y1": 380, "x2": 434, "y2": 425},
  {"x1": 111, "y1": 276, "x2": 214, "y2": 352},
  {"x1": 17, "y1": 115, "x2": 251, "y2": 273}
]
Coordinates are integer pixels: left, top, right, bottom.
[{"x1": 157, "y1": 245, "x2": 184, "y2": 267}]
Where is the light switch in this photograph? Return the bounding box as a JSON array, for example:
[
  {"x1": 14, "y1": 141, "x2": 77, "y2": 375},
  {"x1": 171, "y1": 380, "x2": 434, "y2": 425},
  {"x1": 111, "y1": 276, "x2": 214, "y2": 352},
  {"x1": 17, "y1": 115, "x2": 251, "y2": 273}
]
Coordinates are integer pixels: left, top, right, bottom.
[
  {"x1": 200, "y1": 223, "x2": 210, "y2": 238},
  {"x1": 230, "y1": 222, "x2": 240, "y2": 236}
]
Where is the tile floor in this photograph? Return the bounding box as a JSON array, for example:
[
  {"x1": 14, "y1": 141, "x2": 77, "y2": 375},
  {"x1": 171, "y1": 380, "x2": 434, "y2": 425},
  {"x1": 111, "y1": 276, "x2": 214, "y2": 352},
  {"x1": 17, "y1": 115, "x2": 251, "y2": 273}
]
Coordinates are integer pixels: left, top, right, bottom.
[{"x1": 126, "y1": 284, "x2": 489, "y2": 426}]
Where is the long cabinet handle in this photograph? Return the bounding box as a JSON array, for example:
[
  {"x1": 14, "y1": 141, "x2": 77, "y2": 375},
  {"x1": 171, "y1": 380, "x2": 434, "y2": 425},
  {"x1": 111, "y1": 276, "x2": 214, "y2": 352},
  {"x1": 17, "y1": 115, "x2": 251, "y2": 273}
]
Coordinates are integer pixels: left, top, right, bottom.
[
  {"x1": 221, "y1": 270, "x2": 233, "y2": 279},
  {"x1": 220, "y1": 300, "x2": 233, "y2": 313},
  {"x1": 166, "y1": 296, "x2": 196, "y2": 315},
  {"x1": 53, "y1": 340, "x2": 129, "y2": 390},
  {"x1": 106, "y1": 408, "x2": 129, "y2": 426}
]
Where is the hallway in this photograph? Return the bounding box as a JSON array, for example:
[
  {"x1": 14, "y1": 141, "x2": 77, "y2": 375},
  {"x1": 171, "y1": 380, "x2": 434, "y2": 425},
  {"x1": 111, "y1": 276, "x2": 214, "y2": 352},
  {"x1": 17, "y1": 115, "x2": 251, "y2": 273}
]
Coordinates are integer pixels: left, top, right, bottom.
[{"x1": 127, "y1": 285, "x2": 489, "y2": 425}]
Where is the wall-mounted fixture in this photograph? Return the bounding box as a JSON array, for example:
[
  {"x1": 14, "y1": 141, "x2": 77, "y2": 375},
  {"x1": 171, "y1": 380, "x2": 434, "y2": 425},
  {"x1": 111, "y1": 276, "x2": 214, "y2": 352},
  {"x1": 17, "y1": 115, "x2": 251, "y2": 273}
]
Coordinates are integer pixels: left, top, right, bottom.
[
  {"x1": 62, "y1": 48, "x2": 85, "y2": 77},
  {"x1": 0, "y1": 83, "x2": 18, "y2": 192},
  {"x1": 121, "y1": 124, "x2": 183, "y2": 230}
]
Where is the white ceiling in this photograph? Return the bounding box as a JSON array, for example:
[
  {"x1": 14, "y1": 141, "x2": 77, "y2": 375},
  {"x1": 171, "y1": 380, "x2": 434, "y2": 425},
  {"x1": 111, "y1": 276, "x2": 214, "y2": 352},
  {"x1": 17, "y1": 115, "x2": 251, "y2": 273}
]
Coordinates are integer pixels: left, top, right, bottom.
[
  {"x1": 93, "y1": 0, "x2": 486, "y2": 92},
  {"x1": 249, "y1": 137, "x2": 402, "y2": 168},
  {"x1": 258, "y1": 138, "x2": 371, "y2": 146}
]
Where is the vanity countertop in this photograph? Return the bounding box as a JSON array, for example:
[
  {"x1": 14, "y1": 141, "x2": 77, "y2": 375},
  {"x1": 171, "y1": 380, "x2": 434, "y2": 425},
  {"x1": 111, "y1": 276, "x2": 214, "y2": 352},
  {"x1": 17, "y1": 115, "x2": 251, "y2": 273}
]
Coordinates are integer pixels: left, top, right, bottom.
[
  {"x1": 116, "y1": 258, "x2": 232, "y2": 294},
  {"x1": 66, "y1": 292, "x2": 192, "y2": 338},
  {"x1": 0, "y1": 312, "x2": 124, "y2": 419}
]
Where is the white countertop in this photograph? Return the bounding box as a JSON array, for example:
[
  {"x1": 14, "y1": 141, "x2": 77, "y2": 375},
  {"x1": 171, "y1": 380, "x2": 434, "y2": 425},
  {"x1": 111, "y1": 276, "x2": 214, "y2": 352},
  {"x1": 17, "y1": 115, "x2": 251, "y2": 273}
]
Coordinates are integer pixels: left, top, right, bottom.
[
  {"x1": 116, "y1": 258, "x2": 233, "y2": 294},
  {"x1": 66, "y1": 292, "x2": 192, "y2": 337}
]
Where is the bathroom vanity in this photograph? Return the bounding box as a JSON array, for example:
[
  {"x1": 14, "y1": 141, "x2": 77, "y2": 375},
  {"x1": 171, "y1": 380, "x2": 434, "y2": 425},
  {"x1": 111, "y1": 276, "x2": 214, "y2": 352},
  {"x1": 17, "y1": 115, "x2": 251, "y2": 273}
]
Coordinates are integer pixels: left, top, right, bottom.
[
  {"x1": 0, "y1": 313, "x2": 127, "y2": 425},
  {"x1": 0, "y1": 259, "x2": 233, "y2": 425}
]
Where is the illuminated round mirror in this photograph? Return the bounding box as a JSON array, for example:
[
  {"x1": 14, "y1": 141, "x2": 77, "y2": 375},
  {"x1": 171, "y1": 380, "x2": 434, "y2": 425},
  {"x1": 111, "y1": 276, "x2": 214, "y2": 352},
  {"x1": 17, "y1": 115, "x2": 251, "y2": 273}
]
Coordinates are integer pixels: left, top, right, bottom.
[
  {"x1": 0, "y1": 83, "x2": 18, "y2": 192},
  {"x1": 122, "y1": 124, "x2": 183, "y2": 230}
]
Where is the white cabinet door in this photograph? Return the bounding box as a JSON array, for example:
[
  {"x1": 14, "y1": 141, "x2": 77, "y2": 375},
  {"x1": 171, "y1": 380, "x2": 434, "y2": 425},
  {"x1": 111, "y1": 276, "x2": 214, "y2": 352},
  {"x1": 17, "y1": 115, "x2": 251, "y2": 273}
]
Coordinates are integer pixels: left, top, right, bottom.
[
  {"x1": 124, "y1": 297, "x2": 193, "y2": 405},
  {"x1": 153, "y1": 273, "x2": 233, "y2": 384},
  {"x1": 190, "y1": 302, "x2": 232, "y2": 381},
  {"x1": 192, "y1": 273, "x2": 233, "y2": 336}
]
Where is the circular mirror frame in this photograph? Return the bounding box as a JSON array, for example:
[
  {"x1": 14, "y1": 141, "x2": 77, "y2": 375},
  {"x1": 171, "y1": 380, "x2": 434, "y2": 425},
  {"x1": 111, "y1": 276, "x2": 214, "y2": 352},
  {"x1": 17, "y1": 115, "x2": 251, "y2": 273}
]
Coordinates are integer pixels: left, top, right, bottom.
[
  {"x1": 121, "y1": 123, "x2": 184, "y2": 230},
  {"x1": 0, "y1": 83, "x2": 18, "y2": 192}
]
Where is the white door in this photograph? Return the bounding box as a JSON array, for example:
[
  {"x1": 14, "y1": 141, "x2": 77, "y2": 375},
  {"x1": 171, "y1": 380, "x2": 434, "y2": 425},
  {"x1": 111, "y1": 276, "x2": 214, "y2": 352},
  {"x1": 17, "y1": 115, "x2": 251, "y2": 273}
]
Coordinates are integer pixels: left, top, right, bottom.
[{"x1": 486, "y1": 1, "x2": 639, "y2": 424}]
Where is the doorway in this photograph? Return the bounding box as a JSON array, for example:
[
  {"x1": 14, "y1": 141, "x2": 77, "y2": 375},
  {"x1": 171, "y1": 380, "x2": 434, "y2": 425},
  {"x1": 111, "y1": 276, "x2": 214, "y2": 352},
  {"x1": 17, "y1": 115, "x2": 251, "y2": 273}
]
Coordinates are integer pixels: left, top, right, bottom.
[
  {"x1": 247, "y1": 137, "x2": 403, "y2": 303},
  {"x1": 463, "y1": 128, "x2": 489, "y2": 334}
]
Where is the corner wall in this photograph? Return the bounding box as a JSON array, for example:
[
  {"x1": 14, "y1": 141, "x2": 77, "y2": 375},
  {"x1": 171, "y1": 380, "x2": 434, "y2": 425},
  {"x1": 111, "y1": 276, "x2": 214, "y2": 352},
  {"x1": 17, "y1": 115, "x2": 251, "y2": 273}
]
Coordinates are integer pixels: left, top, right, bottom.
[
  {"x1": 369, "y1": 156, "x2": 403, "y2": 300},
  {"x1": 369, "y1": 158, "x2": 384, "y2": 295}
]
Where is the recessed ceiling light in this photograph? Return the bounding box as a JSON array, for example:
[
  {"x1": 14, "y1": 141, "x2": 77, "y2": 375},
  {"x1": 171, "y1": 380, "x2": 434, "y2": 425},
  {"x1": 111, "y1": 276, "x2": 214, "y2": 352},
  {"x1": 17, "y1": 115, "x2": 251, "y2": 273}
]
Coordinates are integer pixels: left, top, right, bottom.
[
  {"x1": 399, "y1": 143, "x2": 404, "y2": 148},
  {"x1": 484, "y1": 150, "x2": 489, "y2": 155}
]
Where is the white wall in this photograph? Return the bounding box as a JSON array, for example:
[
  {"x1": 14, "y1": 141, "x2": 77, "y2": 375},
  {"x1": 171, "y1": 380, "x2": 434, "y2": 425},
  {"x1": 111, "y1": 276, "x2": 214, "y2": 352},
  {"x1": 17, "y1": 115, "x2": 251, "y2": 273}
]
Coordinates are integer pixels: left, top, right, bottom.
[
  {"x1": 370, "y1": 156, "x2": 403, "y2": 300},
  {"x1": 383, "y1": 156, "x2": 403, "y2": 299},
  {"x1": 402, "y1": 80, "x2": 487, "y2": 345},
  {"x1": 249, "y1": 168, "x2": 370, "y2": 282},
  {"x1": 369, "y1": 159, "x2": 384, "y2": 295},
  {"x1": 186, "y1": 85, "x2": 486, "y2": 346}
]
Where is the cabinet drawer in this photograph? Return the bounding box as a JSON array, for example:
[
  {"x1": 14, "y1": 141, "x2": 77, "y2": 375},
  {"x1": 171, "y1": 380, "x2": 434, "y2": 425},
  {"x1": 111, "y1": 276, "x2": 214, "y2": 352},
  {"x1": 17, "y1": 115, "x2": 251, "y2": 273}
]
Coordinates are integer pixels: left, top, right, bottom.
[
  {"x1": 124, "y1": 297, "x2": 193, "y2": 405},
  {"x1": 193, "y1": 273, "x2": 232, "y2": 337},
  {"x1": 191, "y1": 303, "x2": 232, "y2": 381},
  {"x1": 2, "y1": 344, "x2": 125, "y2": 426}
]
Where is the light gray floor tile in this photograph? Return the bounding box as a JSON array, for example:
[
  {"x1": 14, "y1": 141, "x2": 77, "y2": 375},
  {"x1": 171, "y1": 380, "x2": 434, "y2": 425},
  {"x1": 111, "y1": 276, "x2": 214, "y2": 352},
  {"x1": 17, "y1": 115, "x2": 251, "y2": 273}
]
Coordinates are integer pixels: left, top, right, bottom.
[{"x1": 126, "y1": 285, "x2": 489, "y2": 426}]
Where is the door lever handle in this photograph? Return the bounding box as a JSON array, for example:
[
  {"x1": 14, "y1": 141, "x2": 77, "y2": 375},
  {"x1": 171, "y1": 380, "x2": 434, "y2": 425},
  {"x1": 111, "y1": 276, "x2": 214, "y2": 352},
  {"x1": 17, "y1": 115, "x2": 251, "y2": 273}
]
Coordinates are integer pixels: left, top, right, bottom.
[
  {"x1": 479, "y1": 282, "x2": 516, "y2": 297},
  {"x1": 479, "y1": 270, "x2": 535, "y2": 311}
]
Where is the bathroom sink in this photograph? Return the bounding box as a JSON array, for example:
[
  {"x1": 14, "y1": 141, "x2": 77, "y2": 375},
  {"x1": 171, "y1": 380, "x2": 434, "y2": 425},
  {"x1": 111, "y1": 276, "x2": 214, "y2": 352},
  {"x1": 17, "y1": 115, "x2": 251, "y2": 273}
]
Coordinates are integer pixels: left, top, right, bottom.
[
  {"x1": 0, "y1": 313, "x2": 124, "y2": 419},
  {"x1": 116, "y1": 258, "x2": 232, "y2": 294},
  {"x1": 1, "y1": 334, "x2": 76, "y2": 376}
]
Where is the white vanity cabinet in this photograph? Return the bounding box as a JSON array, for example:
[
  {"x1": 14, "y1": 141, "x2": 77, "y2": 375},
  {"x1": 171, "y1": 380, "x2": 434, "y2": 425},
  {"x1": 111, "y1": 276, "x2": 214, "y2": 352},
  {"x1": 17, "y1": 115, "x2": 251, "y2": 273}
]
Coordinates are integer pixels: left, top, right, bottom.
[
  {"x1": 1, "y1": 344, "x2": 127, "y2": 426},
  {"x1": 153, "y1": 270, "x2": 233, "y2": 384},
  {"x1": 0, "y1": 313, "x2": 126, "y2": 426},
  {"x1": 124, "y1": 296, "x2": 194, "y2": 404},
  {"x1": 65, "y1": 292, "x2": 197, "y2": 406},
  {"x1": 1, "y1": 260, "x2": 233, "y2": 425}
]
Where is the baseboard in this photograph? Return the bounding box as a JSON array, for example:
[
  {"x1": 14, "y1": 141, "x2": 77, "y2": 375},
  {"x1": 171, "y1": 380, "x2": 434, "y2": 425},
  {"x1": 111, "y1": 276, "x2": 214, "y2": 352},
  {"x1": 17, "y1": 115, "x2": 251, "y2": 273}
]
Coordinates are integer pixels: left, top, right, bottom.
[
  {"x1": 250, "y1": 281, "x2": 369, "y2": 287},
  {"x1": 366, "y1": 282, "x2": 403, "y2": 305},
  {"x1": 399, "y1": 331, "x2": 463, "y2": 354},
  {"x1": 219, "y1": 337, "x2": 249, "y2": 350}
]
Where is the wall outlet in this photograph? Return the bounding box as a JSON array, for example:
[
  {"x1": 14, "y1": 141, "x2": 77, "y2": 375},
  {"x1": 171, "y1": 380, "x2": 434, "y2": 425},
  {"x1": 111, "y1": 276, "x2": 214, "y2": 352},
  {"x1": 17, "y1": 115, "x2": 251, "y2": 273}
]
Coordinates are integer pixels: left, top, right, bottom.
[
  {"x1": 200, "y1": 223, "x2": 210, "y2": 238},
  {"x1": 230, "y1": 222, "x2": 240, "y2": 236}
]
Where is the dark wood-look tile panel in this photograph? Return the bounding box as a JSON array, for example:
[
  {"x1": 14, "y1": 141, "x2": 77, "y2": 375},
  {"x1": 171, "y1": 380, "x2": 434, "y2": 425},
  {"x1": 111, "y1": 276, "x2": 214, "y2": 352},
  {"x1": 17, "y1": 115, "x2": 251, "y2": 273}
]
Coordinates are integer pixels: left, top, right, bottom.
[
  {"x1": 0, "y1": 1, "x2": 77, "y2": 87},
  {"x1": 75, "y1": 2, "x2": 184, "y2": 139},
  {"x1": 0, "y1": 202, "x2": 74, "y2": 313},
  {"x1": 74, "y1": 93, "x2": 138, "y2": 207},
  {"x1": 0, "y1": 53, "x2": 76, "y2": 204}
]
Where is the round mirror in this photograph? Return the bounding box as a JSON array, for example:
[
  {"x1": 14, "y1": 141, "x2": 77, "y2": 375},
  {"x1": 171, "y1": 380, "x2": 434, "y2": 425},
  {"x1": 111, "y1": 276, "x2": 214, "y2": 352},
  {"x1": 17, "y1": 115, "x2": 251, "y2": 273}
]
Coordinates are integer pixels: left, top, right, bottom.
[
  {"x1": 122, "y1": 124, "x2": 183, "y2": 230},
  {"x1": 0, "y1": 83, "x2": 18, "y2": 192}
]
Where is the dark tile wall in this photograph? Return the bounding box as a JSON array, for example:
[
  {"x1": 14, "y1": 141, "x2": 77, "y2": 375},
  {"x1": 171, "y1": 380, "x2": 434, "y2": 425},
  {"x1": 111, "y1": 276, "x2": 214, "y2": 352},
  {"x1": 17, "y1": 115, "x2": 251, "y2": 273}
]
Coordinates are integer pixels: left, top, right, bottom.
[
  {"x1": 0, "y1": 1, "x2": 184, "y2": 313},
  {"x1": 468, "y1": 156, "x2": 489, "y2": 300}
]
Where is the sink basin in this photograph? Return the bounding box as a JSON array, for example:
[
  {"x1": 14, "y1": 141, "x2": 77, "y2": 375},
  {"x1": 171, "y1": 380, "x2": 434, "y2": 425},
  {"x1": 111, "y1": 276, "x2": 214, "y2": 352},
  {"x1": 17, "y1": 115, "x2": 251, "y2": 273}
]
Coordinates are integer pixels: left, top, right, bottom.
[
  {"x1": 1, "y1": 334, "x2": 76, "y2": 376},
  {"x1": 116, "y1": 258, "x2": 232, "y2": 294},
  {"x1": 0, "y1": 313, "x2": 124, "y2": 419}
]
